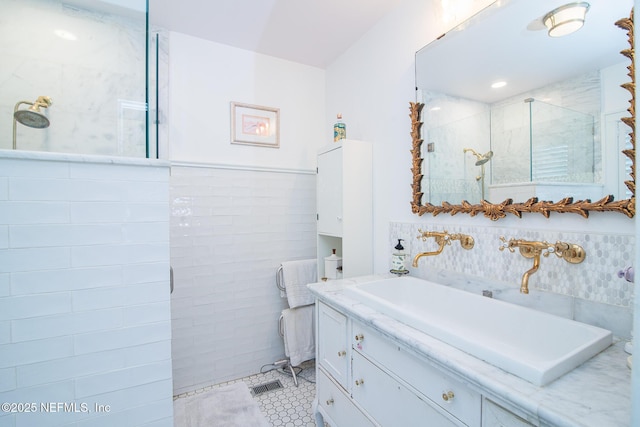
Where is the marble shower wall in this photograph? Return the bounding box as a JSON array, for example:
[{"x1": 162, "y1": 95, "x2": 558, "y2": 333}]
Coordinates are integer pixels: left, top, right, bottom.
[
  {"x1": 419, "y1": 64, "x2": 630, "y2": 204},
  {"x1": 0, "y1": 0, "x2": 149, "y2": 156}
]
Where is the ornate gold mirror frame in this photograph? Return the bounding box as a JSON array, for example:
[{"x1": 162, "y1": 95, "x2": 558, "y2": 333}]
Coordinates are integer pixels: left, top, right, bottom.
[{"x1": 410, "y1": 11, "x2": 636, "y2": 221}]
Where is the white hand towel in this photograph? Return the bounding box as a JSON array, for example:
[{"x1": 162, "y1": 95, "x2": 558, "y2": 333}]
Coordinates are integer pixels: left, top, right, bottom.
[
  {"x1": 282, "y1": 305, "x2": 315, "y2": 367},
  {"x1": 281, "y1": 259, "x2": 317, "y2": 308}
]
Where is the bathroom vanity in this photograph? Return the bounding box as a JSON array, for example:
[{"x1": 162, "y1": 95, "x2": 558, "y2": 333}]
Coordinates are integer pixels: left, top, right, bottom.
[{"x1": 310, "y1": 275, "x2": 631, "y2": 427}]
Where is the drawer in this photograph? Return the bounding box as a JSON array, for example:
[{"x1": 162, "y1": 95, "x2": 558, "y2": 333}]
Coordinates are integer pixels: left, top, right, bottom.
[
  {"x1": 353, "y1": 320, "x2": 481, "y2": 427},
  {"x1": 317, "y1": 367, "x2": 376, "y2": 427},
  {"x1": 318, "y1": 302, "x2": 350, "y2": 388},
  {"x1": 352, "y1": 351, "x2": 461, "y2": 427}
]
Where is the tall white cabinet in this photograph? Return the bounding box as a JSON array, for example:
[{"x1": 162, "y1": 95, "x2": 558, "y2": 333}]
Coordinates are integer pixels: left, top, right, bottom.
[{"x1": 316, "y1": 139, "x2": 373, "y2": 279}]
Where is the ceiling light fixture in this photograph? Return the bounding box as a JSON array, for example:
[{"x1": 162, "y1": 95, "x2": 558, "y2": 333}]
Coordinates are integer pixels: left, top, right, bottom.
[
  {"x1": 491, "y1": 81, "x2": 507, "y2": 89},
  {"x1": 543, "y1": 2, "x2": 590, "y2": 37}
]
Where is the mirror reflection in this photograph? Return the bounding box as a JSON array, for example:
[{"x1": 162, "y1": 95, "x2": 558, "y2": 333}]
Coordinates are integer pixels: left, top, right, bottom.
[{"x1": 416, "y1": 0, "x2": 633, "y2": 207}]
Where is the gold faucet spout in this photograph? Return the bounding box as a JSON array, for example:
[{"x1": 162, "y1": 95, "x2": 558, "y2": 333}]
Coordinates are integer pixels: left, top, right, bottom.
[
  {"x1": 499, "y1": 236, "x2": 586, "y2": 294},
  {"x1": 411, "y1": 244, "x2": 446, "y2": 267},
  {"x1": 520, "y1": 253, "x2": 541, "y2": 294},
  {"x1": 412, "y1": 229, "x2": 474, "y2": 267}
]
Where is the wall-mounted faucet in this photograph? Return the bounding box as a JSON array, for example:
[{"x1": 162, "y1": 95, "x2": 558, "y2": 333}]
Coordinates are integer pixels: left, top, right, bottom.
[
  {"x1": 499, "y1": 236, "x2": 586, "y2": 294},
  {"x1": 412, "y1": 229, "x2": 475, "y2": 267}
]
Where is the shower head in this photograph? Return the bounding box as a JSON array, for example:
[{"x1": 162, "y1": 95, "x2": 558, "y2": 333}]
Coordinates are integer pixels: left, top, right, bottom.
[
  {"x1": 475, "y1": 150, "x2": 493, "y2": 166},
  {"x1": 14, "y1": 109, "x2": 50, "y2": 128},
  {"x1": 12, "y1": 96, "x2": 52, "y2": 150},
  {"x1": 14, "y1": 96, "x2": 52, "y2": 129},
  {"x1": 464, "y1": 147, "x2": 493, "y2": 166}
]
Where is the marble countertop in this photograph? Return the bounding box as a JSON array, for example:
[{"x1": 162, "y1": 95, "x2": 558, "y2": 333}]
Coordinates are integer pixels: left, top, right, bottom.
[{"x1": 309, "y1": 274, "x2": 631, "y2": 427}]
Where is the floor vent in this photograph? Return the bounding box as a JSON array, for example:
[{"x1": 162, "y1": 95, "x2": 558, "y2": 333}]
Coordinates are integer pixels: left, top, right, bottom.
[{"x1": 251, "y1": 380, "x2": 284, "y2": 396}]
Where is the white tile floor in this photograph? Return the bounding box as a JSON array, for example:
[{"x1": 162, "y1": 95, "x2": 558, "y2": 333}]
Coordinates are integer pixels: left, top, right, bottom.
[{"x1": 174, "y1": 361, "x2": 318, "y2": 427}]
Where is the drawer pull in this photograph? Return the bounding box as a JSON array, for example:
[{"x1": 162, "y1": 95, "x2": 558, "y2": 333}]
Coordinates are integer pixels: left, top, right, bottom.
[
  {"x1": 355, "y1": 379, "x2": 365, "y2": 386},
  {"x1": 442, "y1": 391, "x2": 455, "y2": 402},
  {"x1": 326, "y1": 398, "x2": 334, "y2": 406},
  {"x1": 337, "y1": 350, "x2": 346, "y2": 357},
  {"x1": 355, "y1": 334, "x2": 364, "y2": 342}
]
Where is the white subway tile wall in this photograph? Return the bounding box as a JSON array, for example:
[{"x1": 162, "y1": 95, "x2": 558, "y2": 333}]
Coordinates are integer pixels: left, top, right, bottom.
[
  {"x1": 170, "y1": 165, "x2": 316, "y2": 395},
  {"x1": 0, "y1": 153, "x2": 173, "y2": 427}
]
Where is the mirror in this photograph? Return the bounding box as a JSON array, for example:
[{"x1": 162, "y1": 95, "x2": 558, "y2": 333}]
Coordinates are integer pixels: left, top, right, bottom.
[{"x1": 411, "y1": 0, "x2": 635, "y2": 220}]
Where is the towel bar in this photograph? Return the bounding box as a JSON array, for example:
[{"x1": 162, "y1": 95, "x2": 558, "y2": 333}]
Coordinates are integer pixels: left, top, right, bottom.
[
  {"x1": 278, "y1": 314, "x2": 284, "y2": 338},
  {"x1": 276, "y1": 265, "x2": 285, "y2": 291}
]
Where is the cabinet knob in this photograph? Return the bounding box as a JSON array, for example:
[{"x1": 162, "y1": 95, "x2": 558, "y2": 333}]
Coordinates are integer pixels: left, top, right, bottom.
[
  {"x1": 337, "y1": 216, "x2": 343, "y2": 221},
  {"x1": 337, "y1": 350, "x2": 346, "y2": 357},
  {"x1": 442, "y1": 391, "x2": 455, "y2": 402},
  {"x1": 326, "y1": 398, "x2": 334, "y2": 406},
  {"x1": 355, "y1": 334, "x2": 364, "y2": 342},
  {"x1": 355, "y1": 379, "x2": 364, "y2": 386}
]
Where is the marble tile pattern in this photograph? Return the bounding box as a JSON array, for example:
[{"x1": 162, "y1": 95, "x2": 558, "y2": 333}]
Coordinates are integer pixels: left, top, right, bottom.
[
  {"x1": 419, "y1": 69, "x2": 616, "y2": 203},
  {"x1": 174, "y1": 361, "x2": 317, "y2": 427},
  {"x1": 390, "y1": 221, "x2": 634, "y2": 339},
  {"x1": 309, "y1": 275, "x2": 632, "y2": 427},
  {"x1": 390, "y1": 222, "x2": 634, "y2": 307},
  {"x1": 1, "y1": 0, "x2": 148, "y2": 156}
]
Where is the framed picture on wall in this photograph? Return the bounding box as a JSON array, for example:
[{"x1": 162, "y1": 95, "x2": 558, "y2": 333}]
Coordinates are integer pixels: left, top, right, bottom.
[{"x1": 231, "y1": 102, "x2": 280, "y2": 148}]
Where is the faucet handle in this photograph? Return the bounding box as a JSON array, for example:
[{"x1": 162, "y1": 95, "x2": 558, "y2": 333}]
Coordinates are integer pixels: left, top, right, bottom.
[
  {"x1": 450, "y1": 233, "x2": 474, "y2": 250},
  {"x1": 498, "y1": 236, "x2": 514, "y2": 252},
  {"x1": 553, "y1": 241, "x2": 586, "y2": 264}
]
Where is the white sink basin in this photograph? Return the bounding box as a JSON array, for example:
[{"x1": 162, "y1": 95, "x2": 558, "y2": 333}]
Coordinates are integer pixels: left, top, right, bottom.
[{"x1": 343, "y1": 276, "x2": 612, "y2": 386}]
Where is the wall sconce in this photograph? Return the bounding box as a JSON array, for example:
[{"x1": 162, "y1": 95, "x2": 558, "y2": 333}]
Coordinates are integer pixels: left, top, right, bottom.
[{"x1": 543, "y1": 2, "x2": 590, "y2": 37}]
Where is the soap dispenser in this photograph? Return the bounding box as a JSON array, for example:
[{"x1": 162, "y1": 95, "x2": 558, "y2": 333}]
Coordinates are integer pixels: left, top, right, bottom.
[{"x1": 391, "y1": 239, "x2": 409, "y2": 274}]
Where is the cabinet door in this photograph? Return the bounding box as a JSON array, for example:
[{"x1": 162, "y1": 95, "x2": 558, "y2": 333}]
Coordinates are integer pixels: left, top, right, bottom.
[
  {"x1": 317, "y1": 367, "x2": 376, "y2": 427},
  {"x1": 352, "y1": 352, "x2": 462, "y2": 427},
  {"x1": 317, "y1": 147, "x2": 343, "y2": 236},
  {"x1": 318, "y1": 302, "x2": 349, "y2": 388}
]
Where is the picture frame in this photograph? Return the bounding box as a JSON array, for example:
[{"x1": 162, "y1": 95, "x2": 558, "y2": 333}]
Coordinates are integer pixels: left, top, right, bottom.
[{"x1": 231, "y1": 102, "x2": 280, "y2": 148}]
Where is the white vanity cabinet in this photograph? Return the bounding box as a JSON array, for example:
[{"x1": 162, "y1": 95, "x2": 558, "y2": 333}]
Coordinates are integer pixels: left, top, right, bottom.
[
  {"x1": 316, "y1": 301, "x2": 482, "y2": 427},
  {"x1": 316, "y1": 140, "x2": 372, "y2": 279},
  {"x1": 352, "y1": 320, "x2": 481, "y2": 427},
  {"x1": 351, "y1": 351, "x2": 461, "y2": 426},
  {"x1": 317, "y1": 302, "x2": 374, "y2": 427},
  {"x1": 317, "y1": 302, "x2": 349, "y2": 388}
]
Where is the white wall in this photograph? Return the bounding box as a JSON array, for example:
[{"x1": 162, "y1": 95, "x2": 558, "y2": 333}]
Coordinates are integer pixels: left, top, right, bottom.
[
  {"x1": 167, "y1": 32, "x2": 326, "y2": 169},
  {"x1": 166, "y1": 33, "x2": 323, "y2": 393},
  {"x1": 0, "y1": 151, "x2": 173, "y2": 427},
  {"x1": 324, "y1": 0, "x2": 634, "y2": 270}
]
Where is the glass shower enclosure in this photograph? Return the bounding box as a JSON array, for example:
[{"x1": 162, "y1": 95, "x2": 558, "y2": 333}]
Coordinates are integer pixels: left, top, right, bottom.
[
  {"x1": 0, "y1": 0, "x2": 159, "y2": 158},
  {"x1": 490, "y1": 98, "x2": 596, "y2": 186}
]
